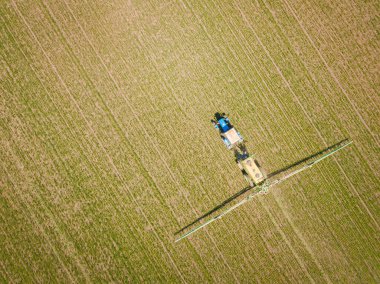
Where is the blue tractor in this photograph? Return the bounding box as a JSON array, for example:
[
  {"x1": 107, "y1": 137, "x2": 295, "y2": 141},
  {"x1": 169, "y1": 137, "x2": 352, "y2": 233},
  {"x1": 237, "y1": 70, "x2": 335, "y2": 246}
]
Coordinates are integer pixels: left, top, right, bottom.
[{"x1": 211, "y1": 113, "x2": 243, "y2": 149}]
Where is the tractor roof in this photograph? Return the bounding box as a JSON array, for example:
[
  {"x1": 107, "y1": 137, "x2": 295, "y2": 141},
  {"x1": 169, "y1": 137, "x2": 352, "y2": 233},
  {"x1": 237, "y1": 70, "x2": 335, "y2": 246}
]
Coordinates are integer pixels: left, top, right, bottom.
[{"x1": 218, "y1": 118, "x2": 230, "y2": 132}]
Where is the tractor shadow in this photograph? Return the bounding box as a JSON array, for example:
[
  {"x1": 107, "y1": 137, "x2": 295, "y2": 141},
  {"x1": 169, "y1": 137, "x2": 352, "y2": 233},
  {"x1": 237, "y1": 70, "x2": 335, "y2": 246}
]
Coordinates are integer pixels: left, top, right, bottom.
[{"x1": 175, "y1": 139, "x2": 350, "y2": 236}]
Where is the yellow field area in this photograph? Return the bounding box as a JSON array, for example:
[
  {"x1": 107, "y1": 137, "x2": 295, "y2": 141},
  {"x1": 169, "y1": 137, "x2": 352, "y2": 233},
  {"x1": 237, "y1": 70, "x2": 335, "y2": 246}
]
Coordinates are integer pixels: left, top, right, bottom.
[{"x1": 1, "y1": 0, "x2": 379, "y2": 282}]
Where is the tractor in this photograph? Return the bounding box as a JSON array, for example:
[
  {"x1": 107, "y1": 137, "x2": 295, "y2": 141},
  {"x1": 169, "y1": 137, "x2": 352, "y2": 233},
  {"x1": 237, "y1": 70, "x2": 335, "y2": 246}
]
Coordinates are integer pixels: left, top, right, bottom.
[
  {"x1": 211, "y1": 113, "x2": 243, "y2": 149},
  {"x1": 212, "y1": 113, "x2": 265, "y2": 187},
  {"x1": 174, "y1": 115, "x2": 353, "y2": 242}
]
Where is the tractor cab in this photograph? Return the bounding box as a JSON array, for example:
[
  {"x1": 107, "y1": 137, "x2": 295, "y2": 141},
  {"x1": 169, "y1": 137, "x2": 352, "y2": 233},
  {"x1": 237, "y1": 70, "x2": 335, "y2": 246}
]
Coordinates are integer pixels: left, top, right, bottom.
[
  {"x1": 217, "y1": 118, "x2": 231, "y2": 133},
  {"x1": 212, "y1": 113, "x2": 243, "y2": 149}
]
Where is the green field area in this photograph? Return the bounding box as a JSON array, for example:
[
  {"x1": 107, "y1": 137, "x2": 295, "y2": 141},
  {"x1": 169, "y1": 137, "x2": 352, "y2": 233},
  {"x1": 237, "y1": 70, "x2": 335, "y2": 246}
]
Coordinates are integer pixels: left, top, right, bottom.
[{"x1": 1, "y1": 0, "x2": 379, "y2": 282}]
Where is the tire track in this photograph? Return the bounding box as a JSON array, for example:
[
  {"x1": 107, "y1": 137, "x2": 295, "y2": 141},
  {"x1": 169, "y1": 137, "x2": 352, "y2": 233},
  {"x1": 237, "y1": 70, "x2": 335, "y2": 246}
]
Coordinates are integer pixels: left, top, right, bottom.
[
  {"x1": 258, "y1": 198, "x2": 319, "y2": 283},
  {"x1": 60, "y1": 1, "x2": 249, "y2": 281},
  {"x1": 211, "y1": 0, "x2": 372, "y2": 270},
  {"x1": 235, "y1": 2, "x2": 380, "y2": 233},
  {"x1": 179, "y1": 0, "x2": 322, "y2": 279},
  {"x1": 259, "y1": 0, "x2": 379, "y2": 179},
  {"x1": 4, "y1": 5, "x2": 168, "y2": 280},
  {"x1": 2, "y1": 82, "x2": 142, "y2": 282},
  {"x1": 203, "y1": 1, "x2": 370, "y2": 278},
  {"x1": 256, "y1": 0, "x2": 378, "y2": 242},
  {"x1": 233, "y1": 3, "x2": 378, "y2": 270},
  {"x1": 124, "y1": 2, "x2": 264, "y2": 278},
  {"x1": 197, "y1": 1, "x2": 344, "y2": 278},
  {"x1": 1, "y1": 164, "x2": 77, "y2": 283},
  {"x1": 0, "y1": 212, "x2": 34, "y2": 282},
  {"x1": 1, "y1": 60, "x2": 90, "y2": 283},
  {"x1": 280, "y1": 0, "x2": 379, "y2": 147},
  {"x1": 2, "y1": 35, "x2": 171, "y2": 284},
  {"x1": 36, "y1": 1, "x2": 201, "y2": 281}
]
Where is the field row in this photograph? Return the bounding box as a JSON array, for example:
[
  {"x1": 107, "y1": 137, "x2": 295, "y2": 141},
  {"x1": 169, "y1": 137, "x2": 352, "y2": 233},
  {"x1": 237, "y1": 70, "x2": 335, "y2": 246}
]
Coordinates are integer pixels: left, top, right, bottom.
[{"x1": 1, "y1": 0, "x2": 379, "y2": 282}]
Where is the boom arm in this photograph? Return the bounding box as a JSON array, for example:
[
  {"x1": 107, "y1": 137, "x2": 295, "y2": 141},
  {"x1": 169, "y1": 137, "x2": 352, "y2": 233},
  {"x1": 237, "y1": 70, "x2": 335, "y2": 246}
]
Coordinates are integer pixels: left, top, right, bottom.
[
  {"x1": 175, "y1": 139, "x2": 352, "y2": 242},
  {"x1": 270, "y1": 139, "x2": 352, "y2": 187}
]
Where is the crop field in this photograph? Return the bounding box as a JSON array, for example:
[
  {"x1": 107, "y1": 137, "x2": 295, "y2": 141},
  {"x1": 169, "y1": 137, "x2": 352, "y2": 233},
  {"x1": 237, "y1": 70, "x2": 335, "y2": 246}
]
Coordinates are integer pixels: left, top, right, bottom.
[{"x1": 1, "y1": 0, "x2": 379, "y2": 282}]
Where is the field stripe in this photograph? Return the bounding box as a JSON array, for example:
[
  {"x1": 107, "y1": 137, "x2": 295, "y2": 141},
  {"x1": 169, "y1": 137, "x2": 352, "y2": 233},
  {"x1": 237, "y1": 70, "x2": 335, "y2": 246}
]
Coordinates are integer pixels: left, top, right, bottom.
[
  {"x1": 0, "y1": 60, "x2": 87, "y2": 282},
  {"x1": 194, "y1": 1, "x2": 334, "y2": 277},
  {"x1": 257, "y1": 0, "x2": 380, "y2": 180},
  {"x1": 236, "y1": 0, "x2": 377, "y2": 260},
  {"x1": 234, "y1": 2, "x2": 380, "y2": 234},
  {"x1": 1, "y1": 66, "x2": 153, "y2": 282},
  {"x1": 258, "y1": 199, "x2": 320, "y2": 283},
  {"x1": 254, "y1": 0, "x2": 379, "y2": 240},
  {"x1": 279, "y1": 0, "x2": 379, "y2": 146},
  {"x1": 232, "y1": 0, "x2": 376, "y2": 270},
  {"x1": 42, "y1": 8, "x2": 191, "y2": 284},
  {"x1": 54, "y1": 0, "x2": 220, "y2": 280},
  {"x1": 5, "y1": 4, "x2": 171, "y2": 281},
  {"x1": 205, "y1": 0, "x2": 356, "y2": 264},
  {"x1": 180, "y1": 0, "x2": 323, "y2": 279},
  {"x1": 0, "y1": 202, "x2": 35, "y2": 282},
  {"x1": 129, "y1": 25, "x2": 242, "y2": 284},
  {"x1": 206, "y1": 2, "x2": 348, "y2": 282},
  {"x1": 199, "y1": 0, "x2": 378, "y2": 278},
  {"x1": 1, "y1": 164, "x2": 77, "y2": 283},
  {"x1": 0, "y1": 20, "x2": 166, "y2": 281},
  {"x1": 61, "y1": 1, "x2": 259, "y2": 281},
  {"x1": 37, "y1": 1, "x2": 208, "y2": 281},
  {"x1": 9, "y1": 1, "x2": 123, "y2": 181}
]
